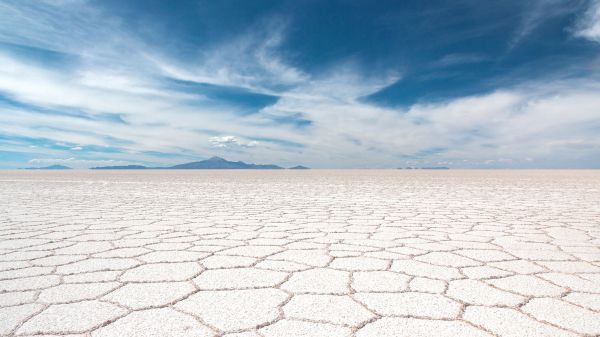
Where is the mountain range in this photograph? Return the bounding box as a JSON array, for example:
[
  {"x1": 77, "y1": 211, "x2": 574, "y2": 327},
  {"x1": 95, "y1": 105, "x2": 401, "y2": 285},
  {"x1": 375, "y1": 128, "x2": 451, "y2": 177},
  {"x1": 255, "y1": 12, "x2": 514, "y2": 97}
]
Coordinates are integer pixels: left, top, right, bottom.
[
  {"x1": 24, "y1": 165, "x2": 72, "y2": 170},
  {"x1": 91, "y1": 165, "x2": 148, "y2": 170},
  {"x1": 91, "y1": 157, "x2": 309, "y2": 170},
  {"x1": 398, "y1": 166, "x2": 450, "y2": 170}
]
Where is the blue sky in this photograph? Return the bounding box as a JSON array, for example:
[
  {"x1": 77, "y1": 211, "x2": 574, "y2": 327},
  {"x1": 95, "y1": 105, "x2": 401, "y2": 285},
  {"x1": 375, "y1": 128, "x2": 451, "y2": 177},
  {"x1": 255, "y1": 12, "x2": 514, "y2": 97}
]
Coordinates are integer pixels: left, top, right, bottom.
[{"x1": 1, "y1": 0, "x2": 599, "y2": 168}]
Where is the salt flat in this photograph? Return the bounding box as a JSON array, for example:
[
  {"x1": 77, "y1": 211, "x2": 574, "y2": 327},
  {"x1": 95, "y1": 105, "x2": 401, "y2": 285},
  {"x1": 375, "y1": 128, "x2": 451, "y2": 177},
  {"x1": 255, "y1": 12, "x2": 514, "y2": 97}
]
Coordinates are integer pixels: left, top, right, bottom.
[{"x1": 1, "y1": 170, "x2": 599, "y2": 337}]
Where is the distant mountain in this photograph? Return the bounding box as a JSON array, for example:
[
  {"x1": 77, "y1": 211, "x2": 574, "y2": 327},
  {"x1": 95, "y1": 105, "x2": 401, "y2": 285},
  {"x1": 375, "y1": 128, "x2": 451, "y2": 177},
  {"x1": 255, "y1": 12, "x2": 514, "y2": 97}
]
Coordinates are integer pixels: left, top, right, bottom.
[
  {"x1": 91, "y1": 165, "x2": 148, "y2": 170},
  {"x1": 289, "y1": 165, "x2": 310, "y2": 170},
  {"x1": 168, "y1": 156, "x2": 283, "y2": 169},
  {"x1": 399, "y1": 166, "x2": 450, "y2": 170},
  {"x1": 24, "y1": 164, "x2": 72, "y2": 170},
  {"x1": 90, "y1": 157, "x2": 284, "y2": 170}
]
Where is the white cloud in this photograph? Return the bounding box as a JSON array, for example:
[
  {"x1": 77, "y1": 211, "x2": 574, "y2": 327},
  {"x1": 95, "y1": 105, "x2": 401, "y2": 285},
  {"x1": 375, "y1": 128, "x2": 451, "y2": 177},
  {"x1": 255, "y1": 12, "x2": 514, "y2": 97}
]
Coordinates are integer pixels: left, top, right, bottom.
[
  {"x1": 209, "y1": 136, "x2": 258, "y2": 148},
  {"x1": 2, "y1": 42, "x2": 599, "y2": 168},
  {"x1": 574, "y1": 0, "x2": 600, "y2": 42}
]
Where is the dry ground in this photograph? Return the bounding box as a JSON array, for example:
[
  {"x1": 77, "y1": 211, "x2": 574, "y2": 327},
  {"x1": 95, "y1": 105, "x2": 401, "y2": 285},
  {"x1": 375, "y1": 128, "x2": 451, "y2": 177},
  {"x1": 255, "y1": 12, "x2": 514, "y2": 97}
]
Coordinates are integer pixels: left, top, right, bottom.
[{"x1": 1, "y1": 170, "x2": 599, "y2": 337}]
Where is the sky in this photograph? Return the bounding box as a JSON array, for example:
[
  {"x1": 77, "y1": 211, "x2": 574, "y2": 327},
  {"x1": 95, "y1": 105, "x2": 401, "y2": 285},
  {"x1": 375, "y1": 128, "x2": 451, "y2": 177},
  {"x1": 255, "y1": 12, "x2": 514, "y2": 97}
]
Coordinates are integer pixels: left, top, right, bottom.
[{"x1": 1, "y1": 0, "x2": 599, "y2": 169}]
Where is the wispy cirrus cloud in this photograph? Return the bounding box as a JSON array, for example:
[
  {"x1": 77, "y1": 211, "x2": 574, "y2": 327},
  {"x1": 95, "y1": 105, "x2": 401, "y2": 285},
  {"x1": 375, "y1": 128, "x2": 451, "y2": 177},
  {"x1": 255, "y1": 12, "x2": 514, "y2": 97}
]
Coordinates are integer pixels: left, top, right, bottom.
[
  {"x1": 149, "y1": 16, "x2": 308, "y2": 93},
  {"x1": 507, "y1": 0, "x2": 585, "y2": 50},
  {"x1": 431, "y1": 53, "x2": 488, "y2": 68}
]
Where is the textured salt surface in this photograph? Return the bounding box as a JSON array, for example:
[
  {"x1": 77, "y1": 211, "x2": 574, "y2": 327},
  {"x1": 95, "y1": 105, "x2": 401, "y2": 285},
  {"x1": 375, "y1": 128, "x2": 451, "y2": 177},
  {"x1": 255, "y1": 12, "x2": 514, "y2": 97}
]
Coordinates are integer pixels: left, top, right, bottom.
[{"x1": 0, "y1": 170, "x2": 599, "y2": 336}]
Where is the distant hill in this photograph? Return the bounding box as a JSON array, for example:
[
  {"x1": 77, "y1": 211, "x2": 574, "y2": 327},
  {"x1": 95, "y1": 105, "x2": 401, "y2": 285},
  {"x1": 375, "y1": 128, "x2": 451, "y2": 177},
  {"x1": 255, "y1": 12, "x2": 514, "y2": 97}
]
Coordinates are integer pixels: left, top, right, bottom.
[
  {"x1": 399, "y1": 166, "x2": 450, "y2": 170},
  {"x1": 90, "y1": 157, "x2": 284, "y2": 170},
  {"x1": 91, "y1": 165, "x2": 148, "y2": 170},
  {"x1": 289, "y1": 165, "x2": 310, "y2": 169},
  {"x1": 24, "y1": 164, "x2": 72, "y2": 170},
  {"x1": 169, "y1": 156, "x2": 283, "y2": 169}
]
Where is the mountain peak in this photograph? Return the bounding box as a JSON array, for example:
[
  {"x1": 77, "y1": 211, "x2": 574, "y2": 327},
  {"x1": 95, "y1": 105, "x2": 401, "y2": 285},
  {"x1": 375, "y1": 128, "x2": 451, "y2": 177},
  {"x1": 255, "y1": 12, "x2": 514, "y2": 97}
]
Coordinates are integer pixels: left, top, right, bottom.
[{"x1": 207, "y1": 156, "x2": 226, "y2": 161}]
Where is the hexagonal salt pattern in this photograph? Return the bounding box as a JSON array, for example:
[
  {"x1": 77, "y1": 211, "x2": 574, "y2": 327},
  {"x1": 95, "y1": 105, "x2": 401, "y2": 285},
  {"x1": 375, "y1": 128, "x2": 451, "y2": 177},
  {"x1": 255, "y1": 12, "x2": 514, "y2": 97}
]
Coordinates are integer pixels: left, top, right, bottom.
[{"x1": 1, "y1": 170, "x2": 599, "y2": 336}]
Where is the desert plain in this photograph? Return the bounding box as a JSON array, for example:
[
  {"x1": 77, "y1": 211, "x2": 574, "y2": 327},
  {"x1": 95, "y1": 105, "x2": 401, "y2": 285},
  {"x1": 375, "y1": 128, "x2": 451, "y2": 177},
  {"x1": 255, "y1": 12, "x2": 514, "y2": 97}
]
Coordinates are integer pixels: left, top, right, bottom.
[{"x1": 0, "y1": 170, "x2": 599, "y2": 337}]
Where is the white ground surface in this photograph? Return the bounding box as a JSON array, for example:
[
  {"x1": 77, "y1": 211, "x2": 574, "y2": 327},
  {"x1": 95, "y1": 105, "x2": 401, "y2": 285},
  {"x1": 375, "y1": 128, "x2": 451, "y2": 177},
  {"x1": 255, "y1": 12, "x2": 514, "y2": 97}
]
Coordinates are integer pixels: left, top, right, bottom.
[{"x1": 0, "y1": 170, "x2": 599, "y2": 337}]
